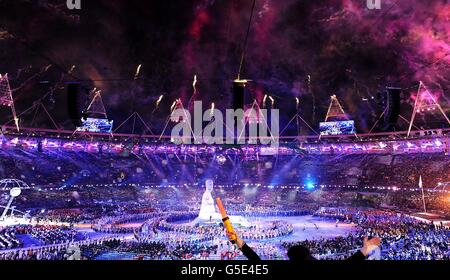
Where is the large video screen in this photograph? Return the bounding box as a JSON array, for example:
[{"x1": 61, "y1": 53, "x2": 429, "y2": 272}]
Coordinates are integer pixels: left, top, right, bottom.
[
  {"x1": 320, "y1": 121, "x2": 356, "y2": 136},
  {"x1": 77, "y1": 118, "x2": 114, "y2": 133}
]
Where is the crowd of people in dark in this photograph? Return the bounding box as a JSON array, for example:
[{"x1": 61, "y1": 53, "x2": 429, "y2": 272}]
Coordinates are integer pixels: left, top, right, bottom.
[
  {"x1": 79, "y1": 238, "x2": 219, "y2": 260},
  {"x1": 0, "y1": 140, "x2": 449, "y2": 260},
  {"x1": 0, "y1": 205, "x2": 449, "y2": 260},
  {"x1": 0, "y1": 224, "x2": 80, "y2": 249},
  {"x1": 0, "y1": 227, "x2": 22, "y2": 250},
  {"x1": 0, "y1": 237, "x2": 120, "y2": 260},
  {"x1": 0, "y1": 148, "x2": 449, "y2": 189},
  {"x1": 282, "y1": 208, "x2": 449, "y2": 260}
]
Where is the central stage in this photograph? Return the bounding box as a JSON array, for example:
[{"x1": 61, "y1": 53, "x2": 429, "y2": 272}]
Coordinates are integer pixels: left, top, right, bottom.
[{"x1": 190, "y1": 179, "x2": 251, "y2": 227}]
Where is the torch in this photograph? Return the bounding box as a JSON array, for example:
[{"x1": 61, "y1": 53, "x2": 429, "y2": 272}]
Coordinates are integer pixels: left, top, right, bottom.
[{"x1": 216, "y1": 197, "x2": 237, "y2": 244}]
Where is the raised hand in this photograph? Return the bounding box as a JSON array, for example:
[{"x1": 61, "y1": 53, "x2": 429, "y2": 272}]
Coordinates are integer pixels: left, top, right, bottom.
[
  {"x1": 361, "y1": 236, "x2": 382, "y2": 257},
  {"x1": 226, "y1": 231, "x2": 243, "y2": 248}
]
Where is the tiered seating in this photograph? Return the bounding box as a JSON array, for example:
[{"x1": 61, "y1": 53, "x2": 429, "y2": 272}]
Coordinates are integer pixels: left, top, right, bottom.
[{"x1": 0, "y1": 229, "x2": 22, "y2": 250}]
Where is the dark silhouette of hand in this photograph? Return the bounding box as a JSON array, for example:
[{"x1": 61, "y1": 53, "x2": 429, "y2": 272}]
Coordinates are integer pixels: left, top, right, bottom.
[{"x1": 361, "y1": 236, "x2": 382, "y2": 257}]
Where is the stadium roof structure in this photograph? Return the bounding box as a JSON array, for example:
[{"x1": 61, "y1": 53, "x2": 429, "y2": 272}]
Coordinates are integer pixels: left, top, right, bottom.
[
  {"x1": 0, "y1": 74, "x2": 19, "y2": 132},
  {"x1": 1, "y1": 123, "x2": 449, "y2": 145}
]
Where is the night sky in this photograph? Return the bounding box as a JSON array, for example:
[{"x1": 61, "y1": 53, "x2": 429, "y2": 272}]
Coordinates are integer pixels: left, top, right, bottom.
[{"x1": 0, "y1": 0, "x2": 449, "y2": 134}]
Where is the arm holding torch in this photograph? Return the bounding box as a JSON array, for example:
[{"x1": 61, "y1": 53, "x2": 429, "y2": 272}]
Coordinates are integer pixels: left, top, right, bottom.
[{"x1": 215, "y1": 197, "x2": 261, "y2": 261}]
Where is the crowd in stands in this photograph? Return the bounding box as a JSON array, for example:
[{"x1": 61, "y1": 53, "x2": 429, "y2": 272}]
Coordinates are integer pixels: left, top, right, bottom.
[
  {"x1": 216, "y1": 240, "x2": 282, "y2": 260},
  {"x1": 0, "y1": 237, "x2": 122, "y2": 260},
  {"x1": 0, "y1": 225, "x2": 80, "y2": 247},
  {"x1": 282, "y1": 208, "x2": 449, "y2": 260},
  {"x1": 4, "y1": 183, "x2": 449, "y2": 227},
  {"x1": 1, "y1": 205, "x2": 449, "y2": 260},
  {"x1": 0, "y1": 144, "x2": 449, "y2": 260},
  {"x1": 0, "y1": 227, "x2": 22, "y2": 250},
  {"x1": 79, "y1": 239, "x2": 219, "y2": 260},
  {"x1": 77, "y1": 238, "x2": 282, "y2": 260},
  {"x1": 0, "y1": 149, "x2": 449, "y2": 189}
]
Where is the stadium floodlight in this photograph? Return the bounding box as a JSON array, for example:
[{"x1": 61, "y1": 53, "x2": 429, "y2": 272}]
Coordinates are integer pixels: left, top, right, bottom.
[
  {"x1": 408, "y1": 82, "x2": 450, "y2": 137},
  {"x1": 10, "y1": 187, "x2": 21, "y2": 197},
  {"x1": 0, "y1": 182, "x2": 27, "y2": 221}
]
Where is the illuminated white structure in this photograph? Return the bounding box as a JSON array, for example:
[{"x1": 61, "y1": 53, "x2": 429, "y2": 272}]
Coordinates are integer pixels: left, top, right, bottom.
[
  {"x1": 1, "y1": 187, "x2": 21, "y2": 220},
  {"x1": 192, "y1": 180, "x2": 249, "y2": 227},
  {"x1": 0, "y1": 179, "x2": 31, "y2": 226},
  {"x1": 197, "y1": 180, "x2": 221, "y2": 221}
]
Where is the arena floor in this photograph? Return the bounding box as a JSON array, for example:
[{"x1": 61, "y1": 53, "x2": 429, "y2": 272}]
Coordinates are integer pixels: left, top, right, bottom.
[
  {"x1": 92, "y1": 216, "x2": 358, "y2": 260},
  {"x1": 171, "y1": 215, "x2": 358, "y2": 242},
  {"x1": 254, "y1": 216, "x2": 358, "y2": 242}
]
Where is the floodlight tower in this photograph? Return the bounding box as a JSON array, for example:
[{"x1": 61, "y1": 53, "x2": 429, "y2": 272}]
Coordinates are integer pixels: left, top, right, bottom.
[
  {"x1": 407, "y1": 82, "x2": 450, "y2": 137},
  {"x1": 324, "y1": 95, "x2": 349, "y2": 122},
  {"x1": 0, "y1": 74, "x2": 19, "y2": 131},
  {"x1": 0, "y1": 187, "x2": 21, "y2": 221}
]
